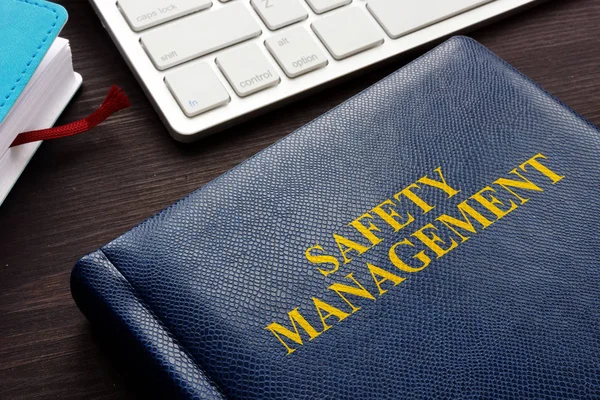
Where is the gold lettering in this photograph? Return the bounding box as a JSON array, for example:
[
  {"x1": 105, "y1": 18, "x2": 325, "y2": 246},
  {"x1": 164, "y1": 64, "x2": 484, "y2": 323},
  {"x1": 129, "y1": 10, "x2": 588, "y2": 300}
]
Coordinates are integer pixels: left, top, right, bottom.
[
  {"x1": 470, "y1": 186, "x2": 517, "y2": 220},
  {"x1": 395, "y1": 183, "x2": 434, "y2": 214},
  {"x1": 333, "y1": 234, "x2": 371, "y2": 264},
  {"x1": 371, "y1": 199, "x2": 415, "y2": 232},
  {"x1": 349, "y1": 213, "x2": 383, "y2": 246},
  {"x1": 493, "y1": 169, "x2": 543, "y2": 204},
  {"x1": 519, "y1": 153, "x2": 564, "y2": 184},
  {"x1": 388, "y1": 238, "x2": 431, "y2": 273},
  {"x1": 328, "y1": 273, "x2": 376, "y2": 313},
  {"x1": 305, "y1": 244, "x2": 340, "y2": 277},
  {"x1": 270, "y1": 155, "x2": 563, "y2": 355},
  {"x1": 436, "y1": 200, "x2": 494, "y2": 242},
  {"x1": 266, "y1": 308, "x2": 322, "y2": 355},
  {"x1": 412, "y1": 223, "x2": 458, "y2": 258},
  {"x1": 312, "y1": 297, "x2": 351, "y2": 331},
  {"x1": 417, "y1": 167, "x2": 461, "y2": 198},
  {"x1": 367, "y1": 263, "x2": 406, "y2": 296}
]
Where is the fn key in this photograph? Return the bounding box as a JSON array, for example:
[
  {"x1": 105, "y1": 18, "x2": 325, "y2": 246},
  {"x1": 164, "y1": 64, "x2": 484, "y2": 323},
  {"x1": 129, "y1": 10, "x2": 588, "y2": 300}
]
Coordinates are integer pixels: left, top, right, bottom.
[{"x1": 165, "y1": 63, "x2": 230, "y2": 117}]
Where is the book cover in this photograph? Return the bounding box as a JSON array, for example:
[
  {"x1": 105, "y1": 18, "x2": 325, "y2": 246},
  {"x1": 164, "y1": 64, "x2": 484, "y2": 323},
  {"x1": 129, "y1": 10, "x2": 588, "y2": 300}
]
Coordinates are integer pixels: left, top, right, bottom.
[
  {"x1": 0, "y1": 0, "x2": 68, "y2": 124},
  {"x1": 71, "y1": 37, "x2": 600, "y2": 399}
]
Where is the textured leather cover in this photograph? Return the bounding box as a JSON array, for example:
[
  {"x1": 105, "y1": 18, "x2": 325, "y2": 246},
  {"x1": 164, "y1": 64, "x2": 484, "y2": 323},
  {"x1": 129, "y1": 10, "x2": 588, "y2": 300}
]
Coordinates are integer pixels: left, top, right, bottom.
[
  {"x1": 71, "y1": 37, "x2": 600, "y2": 399},
  {"x1": 0, "y1": 0, "x2": 67, "y2": 124}
]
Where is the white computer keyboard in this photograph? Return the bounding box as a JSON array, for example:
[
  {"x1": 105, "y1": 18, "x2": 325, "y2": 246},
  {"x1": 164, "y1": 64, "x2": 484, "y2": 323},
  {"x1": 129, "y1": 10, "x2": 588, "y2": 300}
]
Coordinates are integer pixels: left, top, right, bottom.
[{"x1": 90, "y1": 0, "x2": 539, "y2": 141}]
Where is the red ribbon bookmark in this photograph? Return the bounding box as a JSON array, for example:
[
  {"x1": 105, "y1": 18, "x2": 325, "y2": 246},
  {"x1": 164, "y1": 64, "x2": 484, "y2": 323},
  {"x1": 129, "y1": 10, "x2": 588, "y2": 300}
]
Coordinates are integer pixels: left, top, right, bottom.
[{"x1": 10, "y1": 85, "x2": 131, "y2": 147}]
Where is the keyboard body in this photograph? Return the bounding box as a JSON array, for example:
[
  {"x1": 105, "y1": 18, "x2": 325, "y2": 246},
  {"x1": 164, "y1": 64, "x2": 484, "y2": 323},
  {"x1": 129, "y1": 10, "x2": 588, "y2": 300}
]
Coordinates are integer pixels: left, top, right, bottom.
[{"x1": 90, "y1": 0, "x2": 541, "y2": 142}]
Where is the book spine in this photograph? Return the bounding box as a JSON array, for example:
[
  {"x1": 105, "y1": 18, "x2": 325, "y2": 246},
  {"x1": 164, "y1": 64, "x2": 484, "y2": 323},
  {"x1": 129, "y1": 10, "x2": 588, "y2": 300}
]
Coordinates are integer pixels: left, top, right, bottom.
[{"x1": 71, "y1": 249, "x2": 225, "y2": 400}]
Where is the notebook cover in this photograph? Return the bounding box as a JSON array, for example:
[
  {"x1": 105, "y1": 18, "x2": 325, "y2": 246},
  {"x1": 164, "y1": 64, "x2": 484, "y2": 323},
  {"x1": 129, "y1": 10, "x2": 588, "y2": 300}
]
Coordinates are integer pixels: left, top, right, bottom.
[
  {"x1": 0, "y1": 0, "x2": 67, "y2": 124},
  {"x1": 71, "y1": 37, "x2": 600, "y2": 399}
]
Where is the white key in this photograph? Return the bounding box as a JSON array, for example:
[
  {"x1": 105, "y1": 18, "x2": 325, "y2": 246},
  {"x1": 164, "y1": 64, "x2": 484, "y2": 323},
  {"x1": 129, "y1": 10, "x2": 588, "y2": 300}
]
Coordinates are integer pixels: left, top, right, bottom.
[
  {"x1": 165, "y1": 63, "x2": 230, "y2": 117},
  {"x1": 251, "y1": 0, "x2": 308, "y2": 31},
  {"x1": 216, "y1": 44, "x2": 280, "y2": 97},
  {"x1": 367, "y1": 0, "x2": 493, "y2": 39},
  {"x1": 117, "y1": 0, "x2": 212, "y2": 32},
  {"x1": 311, "y1": 7, "x2": 384, "y2": 60},
  {"x1": 141, "y1": 3, "x2": 262, "y2": 70},
  {"x1": 265, "y1": 27, "x2": 328, "y2": 78},
  {"x1": 305, "y1": 0, "x2": 350, "y2": 14}
]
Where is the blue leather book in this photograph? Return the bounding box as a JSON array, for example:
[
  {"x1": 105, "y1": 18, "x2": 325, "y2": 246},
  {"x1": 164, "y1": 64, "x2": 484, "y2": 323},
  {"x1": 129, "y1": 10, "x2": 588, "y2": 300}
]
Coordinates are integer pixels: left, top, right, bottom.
[{"x1": 71, "y1": 37, "x2": 600, "y2": 399}]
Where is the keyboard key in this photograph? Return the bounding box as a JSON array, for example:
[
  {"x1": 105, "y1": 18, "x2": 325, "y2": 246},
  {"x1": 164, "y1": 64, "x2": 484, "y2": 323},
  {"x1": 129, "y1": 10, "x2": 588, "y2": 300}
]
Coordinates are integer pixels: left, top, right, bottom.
[
  {"x1": 118, "y1": 0, "x2": 212, "y2": 32},
  {"x1": 141, "y1": 3, "x2": 262, "y2": 70},
  {"x1": 217, "y1": 44, "x2": 281, "y2": 97},
  {"x1": 305, "y1": 0, "x2": 350, "y2": 14},
  {"x1": 251, "y1": 0, "x2": 308, "y2": 31},
  {"x1": 165, "y1": 63, "x2": 230, "y2": 117},
  {"x1": 265, "y1": 27, "x2": 328, "y2": 78},
  {"x1": 311, "y1": 7, "x2": 384, "y2": 60},
  {"x1": 367, "y1": 0, "x2": 492, "y2": 39}
]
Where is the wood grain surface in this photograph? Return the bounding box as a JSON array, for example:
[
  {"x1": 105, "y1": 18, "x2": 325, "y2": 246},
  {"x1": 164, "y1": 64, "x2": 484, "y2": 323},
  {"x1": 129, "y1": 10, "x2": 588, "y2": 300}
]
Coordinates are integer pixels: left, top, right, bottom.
[{"x1": 1, "y1": 0, "x2": 599, "y2": 398}]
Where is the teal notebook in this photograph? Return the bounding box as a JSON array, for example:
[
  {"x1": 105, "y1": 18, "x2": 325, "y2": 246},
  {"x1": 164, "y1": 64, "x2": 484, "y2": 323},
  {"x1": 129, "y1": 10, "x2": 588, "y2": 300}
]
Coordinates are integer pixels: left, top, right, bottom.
[
  {"x1": 0, "y1": 0, "x2": 68, "y2": 124},
  {"x1": 0, "y1": 0, "x2": 81, "y2": 205}
]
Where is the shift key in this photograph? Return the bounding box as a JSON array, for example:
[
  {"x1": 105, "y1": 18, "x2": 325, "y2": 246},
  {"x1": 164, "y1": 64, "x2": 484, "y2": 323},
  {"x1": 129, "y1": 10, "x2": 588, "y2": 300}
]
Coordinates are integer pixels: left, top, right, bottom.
[
  {"x1": 118, "y1": 0, "x2": 212, "y2": 32},
  {"x1": 141, "y1": 3, "x2": 262, "y2": 70}
]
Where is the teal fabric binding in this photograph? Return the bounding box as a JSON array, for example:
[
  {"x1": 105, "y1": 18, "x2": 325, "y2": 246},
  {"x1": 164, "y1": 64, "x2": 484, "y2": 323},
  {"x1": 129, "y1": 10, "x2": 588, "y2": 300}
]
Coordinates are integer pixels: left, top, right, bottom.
[{"x1": 0, "y1": 0, "x2": 67, "y2": 124}]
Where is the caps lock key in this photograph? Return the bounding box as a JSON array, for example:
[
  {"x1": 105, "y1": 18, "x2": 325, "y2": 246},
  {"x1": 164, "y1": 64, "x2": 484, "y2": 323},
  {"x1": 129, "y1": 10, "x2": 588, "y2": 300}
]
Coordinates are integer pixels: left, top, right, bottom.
[{"x1": 118, "y1": 0, "x2": 212, "y2": 32}]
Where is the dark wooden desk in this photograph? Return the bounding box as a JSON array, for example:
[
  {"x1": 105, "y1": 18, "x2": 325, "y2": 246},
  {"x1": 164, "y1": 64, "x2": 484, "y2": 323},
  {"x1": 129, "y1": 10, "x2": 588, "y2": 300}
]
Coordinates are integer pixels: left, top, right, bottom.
[{"x1": 1, "y1": 1, "x2": 599, "y2": 398}]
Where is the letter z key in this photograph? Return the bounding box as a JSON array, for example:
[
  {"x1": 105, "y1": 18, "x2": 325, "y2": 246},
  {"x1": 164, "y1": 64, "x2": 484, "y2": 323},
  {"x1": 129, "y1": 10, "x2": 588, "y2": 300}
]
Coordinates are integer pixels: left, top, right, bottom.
[{"x1": 251, "y1": 0, "x2": 308, "y2": 30}]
